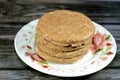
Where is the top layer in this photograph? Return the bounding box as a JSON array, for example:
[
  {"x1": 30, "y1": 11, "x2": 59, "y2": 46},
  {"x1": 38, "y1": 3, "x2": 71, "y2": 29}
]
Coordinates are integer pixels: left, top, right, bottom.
[{"x1": 36, "y1": 10, "x2": 95, "y2": 43}]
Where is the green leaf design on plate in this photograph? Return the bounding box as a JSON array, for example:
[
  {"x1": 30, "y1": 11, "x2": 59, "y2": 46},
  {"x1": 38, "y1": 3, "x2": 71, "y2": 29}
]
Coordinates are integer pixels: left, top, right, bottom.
[
  {"x1": 106, "y1": 46, "x2": 111, "y2": 51},
  {"x1": 26, "y1": 49, "x2": 33, "y2": 53},
  {"x1": 29, "y1": 33, "x2": 35, "y2": 43},
  {"x1": 31, "y1": 26, "x2": 35, "y2": 28},
  {"x1": 37, "y1": 61, "x2": 48, "y2": 65},
  {"x1": 95, "y1": 48, "x2": 103, "y2": 53},
  {"x1": 105, "y1": 34, "x2": 110, "y2": 40},
  {"x1": 102, "y1": 51, "x2": 107, "y2": 56}
]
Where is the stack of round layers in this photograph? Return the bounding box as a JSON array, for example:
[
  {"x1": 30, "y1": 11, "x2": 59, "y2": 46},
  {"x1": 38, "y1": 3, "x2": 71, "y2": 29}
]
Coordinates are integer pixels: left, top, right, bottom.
[{"x1": 36, "y1": 10, "x2": 95, "y2": 64}]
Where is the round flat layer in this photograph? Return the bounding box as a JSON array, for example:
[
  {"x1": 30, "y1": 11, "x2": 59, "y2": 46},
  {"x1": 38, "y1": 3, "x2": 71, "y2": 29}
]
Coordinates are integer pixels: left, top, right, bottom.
[
  {"x1": 36, "y1": 34, "x2": 92, "y2": 52},
  {"x1": 36, "y1": 41, "x2": 90, "y2": 58},
  {"x1": 36, "y1": 29, "x2": 93, "y2": 47},
  {"x1": 36, "y1": 10, "x2": 95, "y2": 42},
  {"x1": 37, "y1": 48, "x2": 88, "y2": 64}
]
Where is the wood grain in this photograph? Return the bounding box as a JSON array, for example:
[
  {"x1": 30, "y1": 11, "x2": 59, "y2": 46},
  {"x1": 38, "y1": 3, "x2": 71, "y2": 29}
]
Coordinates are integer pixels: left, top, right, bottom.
[
  {"x1": 0, "y1": 70, "x2": 65, "y2": 80},
  {"x1": 0, "y1": 1, "x2": 120, "y2": 24},
  {"x1": 0, "y1": 0, "x2": 120, "y2": 79},
  {"x1": 0, "y1": 69, "x2": 120, "y2": 80}
]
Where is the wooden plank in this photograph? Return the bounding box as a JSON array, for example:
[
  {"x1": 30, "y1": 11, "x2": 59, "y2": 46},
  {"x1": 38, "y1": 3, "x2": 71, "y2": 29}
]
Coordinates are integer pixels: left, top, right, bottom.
[
  {"x1": 103, "y1": 25, "x2": 120, "y2": 31},
  {"x1": 0, "y1": 69, "x2": 120, "y2": 80},
  {"x1": 3, "y1": 0, "x2": 120, "y2": 4},
  {"x1": 0, "y1": 24, "x2": 22, "y2": 28},
  {"x1": 107, "y1": 54, "x2": 120, "y2": 67},
  {"x1": 0, "y1": 24, "x2": 22, "y2": 35},
  {"x1": 0, "y1": 2, "x2": 120, "y2": 19},
  {"x1": 90, "y1": 17, "x2": 120, "y2": 24},
  {"x1": 0, "y1": 70, "x2": 65, "y2": 80},
  {"x1": 0, "y1": 54, "x2": 27, "y2": 69},
  {"x1": 0, "y1": 16, "x2": 120, "y2": 24},
  {"x1": 74, "y1": 69, "x2": 120, "y2": 80},
  {"x1": 0, "y1": 2, "x2": 120, "y2": 24},
  {"x1": 0, "y1": 38, "x2": 27, "y2": 68}
]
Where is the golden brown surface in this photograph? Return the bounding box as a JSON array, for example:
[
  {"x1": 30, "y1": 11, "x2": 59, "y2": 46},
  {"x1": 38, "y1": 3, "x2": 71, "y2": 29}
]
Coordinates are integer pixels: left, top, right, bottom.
[
  {"x1": 37, "y1": 48, "x2": 88, "y2": 64},
  {"x1": 36, "y1": 10, "x2": 95, "y2": 64},
  {"x1": 36, "y1": 39, "x2": 91, "y2": 58},
  {"x1": 36, "y1": 10, "x2": 95, "y2": 43},
  {"x1": 36, "y1": 33, "x2": 92, "y2": 52}
]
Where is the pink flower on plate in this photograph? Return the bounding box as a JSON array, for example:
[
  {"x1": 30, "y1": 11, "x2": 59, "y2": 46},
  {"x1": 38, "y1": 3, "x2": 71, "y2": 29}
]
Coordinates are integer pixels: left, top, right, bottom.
[
  {"x1": 100, "y1": 57, "x2": 108, "y2": 61},
  {"x1": 91, "y1": 32, "x2": 106, "y2": 53},
  {"x1": 25, "y1": 52, "x2": 45, "y2": 62}
]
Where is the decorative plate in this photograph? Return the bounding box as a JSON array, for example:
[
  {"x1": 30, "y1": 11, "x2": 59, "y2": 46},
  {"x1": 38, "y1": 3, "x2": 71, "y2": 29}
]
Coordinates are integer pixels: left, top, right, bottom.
[{"x1": 14, "y1": 19, "x2": 117, "y2": 77}]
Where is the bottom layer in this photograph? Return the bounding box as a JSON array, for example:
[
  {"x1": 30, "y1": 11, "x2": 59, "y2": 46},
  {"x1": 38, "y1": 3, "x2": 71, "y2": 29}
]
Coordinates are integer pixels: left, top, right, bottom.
[{"x1": 37, "y1": 48, "x2": 88, "y2": 64}]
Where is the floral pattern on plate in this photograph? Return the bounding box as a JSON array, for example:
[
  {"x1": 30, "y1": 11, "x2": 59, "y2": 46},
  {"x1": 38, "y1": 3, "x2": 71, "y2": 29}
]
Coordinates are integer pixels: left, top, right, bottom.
[{"x1": 15, "y1": 19, "x2": 117, "y2": 77}]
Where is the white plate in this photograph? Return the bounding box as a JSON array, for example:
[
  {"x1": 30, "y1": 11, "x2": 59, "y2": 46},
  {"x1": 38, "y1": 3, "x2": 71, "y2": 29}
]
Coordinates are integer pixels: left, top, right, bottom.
[{"x1": 14, "y1": 19, "x2": 117, "y2": 77}]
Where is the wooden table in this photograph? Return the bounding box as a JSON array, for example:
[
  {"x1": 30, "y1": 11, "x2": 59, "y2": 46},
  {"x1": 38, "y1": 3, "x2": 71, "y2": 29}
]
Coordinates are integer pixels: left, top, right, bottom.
[{"x1": 0, "y1": 0, "x2": 120, "y2": 80}]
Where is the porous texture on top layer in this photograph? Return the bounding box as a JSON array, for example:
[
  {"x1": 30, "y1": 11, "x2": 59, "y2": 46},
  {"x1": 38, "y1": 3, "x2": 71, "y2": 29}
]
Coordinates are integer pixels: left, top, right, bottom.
[{"x1": 36, "y1": 10, "x2": 95, "y2": 43}]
